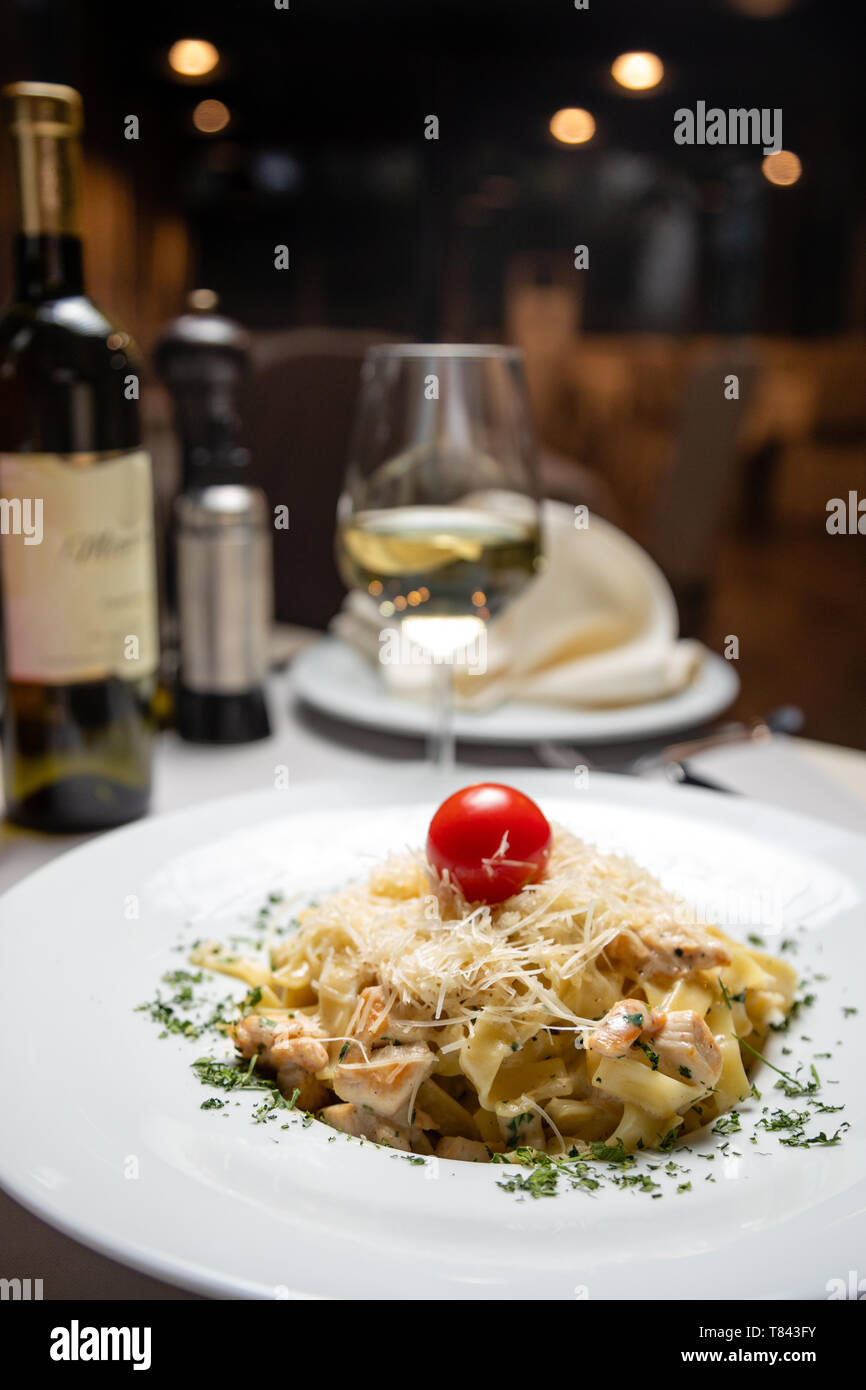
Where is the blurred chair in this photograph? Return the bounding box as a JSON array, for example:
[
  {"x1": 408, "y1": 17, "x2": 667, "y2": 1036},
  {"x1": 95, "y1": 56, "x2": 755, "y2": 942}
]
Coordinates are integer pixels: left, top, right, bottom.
[
  {"x1": 768, "y1": 337, "x2": 866, "y2": 526},
  {"x1": 240, "y1": 327, "x2": 615, "y2": 630},
  {"x1": 240, "y1": 327, "x2": 403, "y2": 629},
  {"x1": 561, "y1": 335, "x2": 689, "y2": 533},
  {"x1": 645, "y1": 345, "x2": 759, "y2": 628},
  {"x1": 536, "y1": 447, "x2": 620, "y2": 522}
]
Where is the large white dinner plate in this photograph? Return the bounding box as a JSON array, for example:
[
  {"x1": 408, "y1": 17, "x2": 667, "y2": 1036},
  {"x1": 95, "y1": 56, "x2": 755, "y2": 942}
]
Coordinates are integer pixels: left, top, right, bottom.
[
  {"x1": 292, "y1": 636, "x2": 739, "y2": 745},
  {"x1": 0, "y1": 770, "x2": 863, "y2": 1301}
]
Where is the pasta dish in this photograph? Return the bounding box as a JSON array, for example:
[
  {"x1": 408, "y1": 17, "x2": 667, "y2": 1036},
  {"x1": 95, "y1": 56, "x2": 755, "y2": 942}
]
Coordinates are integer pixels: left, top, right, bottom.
[{"x1": 192, "y1": 783, "x2": 797, "y2": 1162}]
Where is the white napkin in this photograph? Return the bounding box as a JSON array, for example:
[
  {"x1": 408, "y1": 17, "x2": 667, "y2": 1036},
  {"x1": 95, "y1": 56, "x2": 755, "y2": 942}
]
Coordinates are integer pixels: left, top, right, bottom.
[
  {"x1": 331, "y1": 500, "x2": 702, "y2": 710},
  {"x1": 685, "y1": 738, "x2": 866, "y2": 835}
]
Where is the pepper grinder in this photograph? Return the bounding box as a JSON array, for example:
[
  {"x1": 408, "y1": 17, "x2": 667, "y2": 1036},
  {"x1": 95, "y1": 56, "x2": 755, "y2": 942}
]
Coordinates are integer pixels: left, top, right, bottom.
[{"x1": 154, "y1": 298, "x2": 272, "y2": 743}]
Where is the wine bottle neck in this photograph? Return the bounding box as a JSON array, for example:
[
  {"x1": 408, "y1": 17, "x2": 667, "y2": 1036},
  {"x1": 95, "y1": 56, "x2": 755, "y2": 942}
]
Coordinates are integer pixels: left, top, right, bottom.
[
  {"x1": 6, "y1": 83, "x2": 86, "y2": 302},
  {"x1": 15, "y1": 233, "x2": 84, "y2": 300}
]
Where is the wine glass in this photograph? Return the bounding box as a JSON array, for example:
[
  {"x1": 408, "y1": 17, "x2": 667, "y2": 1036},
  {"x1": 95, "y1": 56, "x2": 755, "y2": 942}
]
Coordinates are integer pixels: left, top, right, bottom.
[{"x1": 335, "y1": 344, "x2": 542, "y2": 768}]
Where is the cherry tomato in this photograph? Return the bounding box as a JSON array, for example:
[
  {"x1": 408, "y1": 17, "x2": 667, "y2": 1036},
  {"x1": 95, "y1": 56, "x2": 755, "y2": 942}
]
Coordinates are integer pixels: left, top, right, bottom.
[{"x1": 426, "y1": 783, "x2": 552, "y2": 905}]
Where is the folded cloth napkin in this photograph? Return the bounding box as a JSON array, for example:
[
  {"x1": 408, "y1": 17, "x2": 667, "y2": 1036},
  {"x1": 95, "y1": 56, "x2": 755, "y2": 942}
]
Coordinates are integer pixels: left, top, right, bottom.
[{"x1": 330, "y1": 500, "x2": 702, "y2": 710}]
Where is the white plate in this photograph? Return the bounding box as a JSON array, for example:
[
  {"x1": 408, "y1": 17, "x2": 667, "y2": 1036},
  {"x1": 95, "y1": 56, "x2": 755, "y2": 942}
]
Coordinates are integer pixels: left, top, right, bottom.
[
  {"x1": 292, "y1": 637, "x2": 739, "y2": 745},
  {"x1": 0, "y1": 771, "x2": 863, "y2": 1301}
]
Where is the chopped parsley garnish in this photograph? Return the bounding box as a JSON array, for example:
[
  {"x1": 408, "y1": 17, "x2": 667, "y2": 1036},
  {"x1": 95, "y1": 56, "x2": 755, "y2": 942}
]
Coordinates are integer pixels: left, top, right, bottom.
[
  {"x1": 769, "y1": 992, "x2": 816, "y2": 1033},
  {"x1": 136, "y1": 970, "x2": 239, "y2": 1042},
  {"x1": 712, "y1": 1111, "x2": 741, "y2": 1135},
  {"x1": 757, "y1": 1105, "x2": 849, "y2": 1148},
  {"x1": 191, "y1": 1054, "x2": 271, "y2": 1092},
  {"x1": 491, "y1": 1137, "x2": 697, "y2": 1201},
  {"x1": 505, "y1": 1112, "x2": 535, "y2": 1145},
  {"x1": 252, "y1": 1087, "x2": 300, "y2": 1124},
  {"x1": 637, "y1": 1041, "x2": 660, "y2": 1070},
  {"x1": 587, "y1": 1138, "x2": 631, "y2": 1164},
  {"x1": 496, "y1": 1164, "x2": 559, "y2": 1199},
  {"x1": 719, "y1": 982, "x2": 746, "y2": 1009},
  {"x1": 737, "y1": 1034, "x2": 821, "y2": 1097}
]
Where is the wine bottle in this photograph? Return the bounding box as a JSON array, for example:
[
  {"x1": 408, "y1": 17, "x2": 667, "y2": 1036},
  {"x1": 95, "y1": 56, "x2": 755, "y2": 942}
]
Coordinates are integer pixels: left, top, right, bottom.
[{"x1": 0, "y1": 82, "x2": 159, "y2": 831}]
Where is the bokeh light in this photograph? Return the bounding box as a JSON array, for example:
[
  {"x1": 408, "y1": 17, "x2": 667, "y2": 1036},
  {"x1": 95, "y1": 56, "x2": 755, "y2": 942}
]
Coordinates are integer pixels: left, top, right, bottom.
[
  {"x1": 168, "y1": 39, "x2": 220, "y2": 77},
  {"x1": 611, "y1": 52, "x2": 664, "y2": 91},
  {"x1": 192, "y1": 99, "x2": 230, "y2": 134},
  {"x1": 187, "y1": 288, "x2": 219, "y2": 311},
  {"x1": 728, "y1": 0, "x2": 794, "y2": 15},
  {"x1": 762, "y1": 150, "x2": 802, "y2": 186},
  {"x1": 549, "y1": 107, "x2": 596, "y2": 145}
]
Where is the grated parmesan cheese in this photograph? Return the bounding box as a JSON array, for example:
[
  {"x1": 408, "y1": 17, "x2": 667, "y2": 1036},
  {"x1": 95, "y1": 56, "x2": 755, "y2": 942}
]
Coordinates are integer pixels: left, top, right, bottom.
[{"x1": 269, "y1": 826, "x2": 723, "y2": 1032}]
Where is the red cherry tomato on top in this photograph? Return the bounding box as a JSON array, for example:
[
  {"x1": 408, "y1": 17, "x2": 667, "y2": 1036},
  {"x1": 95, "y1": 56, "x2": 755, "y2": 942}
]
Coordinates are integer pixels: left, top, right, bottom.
[{"x1": 426, "y1": 783, "x2": 552, "y2": 905}]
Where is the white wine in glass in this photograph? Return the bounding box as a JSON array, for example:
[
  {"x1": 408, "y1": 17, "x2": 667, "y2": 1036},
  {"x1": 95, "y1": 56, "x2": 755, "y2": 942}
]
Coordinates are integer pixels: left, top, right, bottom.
[{"x1": 335, "y1": 346, "x2": 542, "y2": 766}]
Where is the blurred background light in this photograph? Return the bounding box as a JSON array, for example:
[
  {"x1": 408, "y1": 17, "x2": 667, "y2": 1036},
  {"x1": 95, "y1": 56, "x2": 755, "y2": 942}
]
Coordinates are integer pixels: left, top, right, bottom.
[
  {"x1": 611, "y1": 52, "x2": 664, "y2": 91},
  {"x1": 549, "y1": 107, "x2": 596, "y2": 145},
  {"x1": 762, "y1": 149, "x2": 802, "y2": 185},
  {"x1": 187, "y1": 288, "x2": 219, "y2": 311},
  {"x1": 192, "y1": 99, "x2": 231, "y2": 134},
  {"x1": 727, "y1": 0, "x2": 795, "y2": 15},
  {"x1": 168, "y1": 38, "x2": 220, "y2": 77},
  {"x1": 251, "y1": 150, "x2": 303, "y2": 194}
]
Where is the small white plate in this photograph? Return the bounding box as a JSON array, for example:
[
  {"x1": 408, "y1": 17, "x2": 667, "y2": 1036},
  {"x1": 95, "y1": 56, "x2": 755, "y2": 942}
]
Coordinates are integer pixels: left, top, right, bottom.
[
  {"x1": 0, "y1": 771, "x2": 862, "y2": 1301},
  {"x1": 292, "y1": 637, "x2": 739, "y2": 745}
]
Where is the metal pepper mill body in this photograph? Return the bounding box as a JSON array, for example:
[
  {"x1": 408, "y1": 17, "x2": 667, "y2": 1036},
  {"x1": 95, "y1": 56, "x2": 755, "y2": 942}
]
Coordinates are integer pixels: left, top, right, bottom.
[{"x1": 155, "y1": 306, "x2": 272, "y2": 743}]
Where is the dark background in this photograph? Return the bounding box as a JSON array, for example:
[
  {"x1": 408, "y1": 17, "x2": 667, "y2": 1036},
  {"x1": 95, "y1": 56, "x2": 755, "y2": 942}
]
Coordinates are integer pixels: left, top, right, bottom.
[{"x1": 3, "y1": 0, "x2": 865, "y2": 338}]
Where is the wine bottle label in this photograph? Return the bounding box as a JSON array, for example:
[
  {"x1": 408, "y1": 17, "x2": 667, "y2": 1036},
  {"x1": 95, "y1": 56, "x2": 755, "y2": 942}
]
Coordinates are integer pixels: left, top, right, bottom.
[{"x1": 0, "y1": 449, "x2": 159, "y2": 683}]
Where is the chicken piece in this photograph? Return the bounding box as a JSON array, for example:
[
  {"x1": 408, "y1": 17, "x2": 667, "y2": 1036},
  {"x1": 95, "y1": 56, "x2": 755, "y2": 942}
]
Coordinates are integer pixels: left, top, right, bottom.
[
  {"x1": 275, "y1": 1064, "x2": 329, "y2": 1112},
  {"x1": 586, "y1": 998, "x2": 652, "y2": 1058},
  {"x1": 645, "y1": 1009, "x2": 723, "y2": 1088},
  {"x1": 372, "y1": 1121, "x2": 416, "y2": 1152},
  {"x1": 320, "y1": 1101, "x2": 385, "y2": 1140},
  {"x1": 320, "y1": 1101, "x2": 410, "y2": 1149},
  {"x1": 231, "y1": 1013, "x2": 328, "y2": 1074},
  {"x1": 348, "y1": 986, "x2": 391, "y2": 1046},
  {"x1": 332, "y1": 1042, "x2": 435, "y2": 1119},
  {"x1": 608, "y1": 923, "x2": 730, "y2": 981},
  {"x1": 606, "y1": 930, "x2": 651, "y2": 974},
  {"x1": 435, "y1": 1136, "x2": 491, "y2": 1163},
  {"x1": 320, "y1": 1102, "x2": 432, "y2": 1153}
]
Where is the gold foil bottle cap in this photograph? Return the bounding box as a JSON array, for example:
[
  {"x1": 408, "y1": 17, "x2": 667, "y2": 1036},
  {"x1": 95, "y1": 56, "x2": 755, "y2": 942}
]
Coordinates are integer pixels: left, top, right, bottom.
[
  {"x1": 3, "y1": 82, "x2": 84, "y2": 235},
  {"x1": 2, "y1": 81, "x2": 83, "y2": 136}
]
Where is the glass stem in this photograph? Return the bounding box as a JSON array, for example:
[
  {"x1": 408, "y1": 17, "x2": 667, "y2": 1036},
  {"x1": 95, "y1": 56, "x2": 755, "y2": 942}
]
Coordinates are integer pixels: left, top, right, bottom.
[{"x1": 428, "y1": 659, "x2": 456, "y2": 771}]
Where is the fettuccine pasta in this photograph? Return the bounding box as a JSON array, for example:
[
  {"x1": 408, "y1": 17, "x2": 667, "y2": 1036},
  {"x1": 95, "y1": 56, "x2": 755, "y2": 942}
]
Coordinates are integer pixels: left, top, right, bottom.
[{"x1": 193, "y1": 825, "x2": 797, "y2": 1161}]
